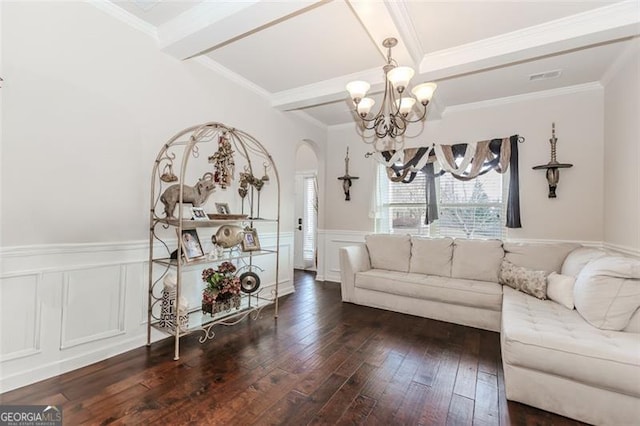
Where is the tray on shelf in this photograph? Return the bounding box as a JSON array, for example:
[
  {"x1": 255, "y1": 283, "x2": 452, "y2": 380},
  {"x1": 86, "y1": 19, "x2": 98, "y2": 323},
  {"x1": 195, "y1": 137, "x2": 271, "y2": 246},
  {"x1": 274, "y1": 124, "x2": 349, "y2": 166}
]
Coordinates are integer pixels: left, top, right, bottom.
[{"x1": 207, "y1": 213, "x2": 248, "y2": 220}]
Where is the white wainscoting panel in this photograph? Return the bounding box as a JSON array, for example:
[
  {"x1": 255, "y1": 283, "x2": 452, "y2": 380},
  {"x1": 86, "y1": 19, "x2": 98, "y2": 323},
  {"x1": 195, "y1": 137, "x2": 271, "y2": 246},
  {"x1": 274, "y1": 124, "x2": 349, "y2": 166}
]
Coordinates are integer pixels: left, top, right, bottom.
[
  {"x1": 317, "y1": 229, "x2": 368, "y2": 283},
  {"x1": 0, "y1": 273, "x2": 41, "y2": 362},
  {"x1": 60, "y1": 265, "x2": 126, "y2": 349},
  {"x1": 0, "y1": 232, "x2": 293, "y2": 393}
]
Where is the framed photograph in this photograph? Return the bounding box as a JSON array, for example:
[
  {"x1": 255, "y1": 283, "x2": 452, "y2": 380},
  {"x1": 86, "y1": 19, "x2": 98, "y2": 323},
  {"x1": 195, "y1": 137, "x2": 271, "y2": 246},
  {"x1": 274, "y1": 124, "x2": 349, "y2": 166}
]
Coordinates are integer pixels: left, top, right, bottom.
[
  {"x1": 179, "y1": 229, "x2": 205, "y2": 262},
  {"x1": 215, "y1": 203, "x2": 230, "y2": 215},
  {"x1": 242, "y1": 228, "x2": 261, "y2": 252},
  {"x1": 191, "y1": 207, "x2": 207, "y2": 220}
]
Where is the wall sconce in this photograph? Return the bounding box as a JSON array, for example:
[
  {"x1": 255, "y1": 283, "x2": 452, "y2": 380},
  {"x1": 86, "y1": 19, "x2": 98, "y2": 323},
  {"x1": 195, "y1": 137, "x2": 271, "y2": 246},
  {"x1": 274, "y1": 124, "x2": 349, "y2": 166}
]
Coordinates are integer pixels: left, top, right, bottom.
[
  {"x1": 533, "y1": 123, "x2": 573, "y2": 198},
  {"x1": 337, "y1": 147, "x2": 359, "y2": 201}
]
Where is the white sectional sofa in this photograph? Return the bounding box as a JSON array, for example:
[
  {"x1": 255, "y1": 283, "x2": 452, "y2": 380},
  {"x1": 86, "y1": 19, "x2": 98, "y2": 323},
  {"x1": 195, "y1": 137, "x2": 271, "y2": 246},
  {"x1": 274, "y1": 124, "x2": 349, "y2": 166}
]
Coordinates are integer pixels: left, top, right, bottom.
[{"x1": 339, "y1": 234, "x2": 640, "y2": 426}]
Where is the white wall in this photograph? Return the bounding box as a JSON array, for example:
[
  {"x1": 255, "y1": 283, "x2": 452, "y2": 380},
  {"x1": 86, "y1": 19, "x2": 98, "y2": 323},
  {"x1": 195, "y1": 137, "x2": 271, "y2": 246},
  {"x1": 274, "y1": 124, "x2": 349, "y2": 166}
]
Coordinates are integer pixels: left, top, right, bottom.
[
  {"x1": 295, "y1": 143, "x2": 319, "y2": 172},
  {"x1": 0, "y1": 2, "x2": 326, "y2": 391},
  {"x1": 319, "y1": 87, "x2": 605, "y2": 281},
  {"x1": 603, "y1": 41, "x2": 640, "y2": 254}
]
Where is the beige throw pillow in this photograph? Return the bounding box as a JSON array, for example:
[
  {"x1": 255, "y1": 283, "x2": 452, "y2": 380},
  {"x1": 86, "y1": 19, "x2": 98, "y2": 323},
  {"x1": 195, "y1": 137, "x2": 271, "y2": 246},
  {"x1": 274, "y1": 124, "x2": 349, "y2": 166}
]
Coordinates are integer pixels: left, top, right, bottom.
[
  {"x1": 499, "y1": 260, "x2": 548, "y2": 300},
  {"x1": 574, "y1": 256, "x2": 640, "y2": 330},
  {"x1": 546, "y1": 272, "x2": 576, "y2": 309}
]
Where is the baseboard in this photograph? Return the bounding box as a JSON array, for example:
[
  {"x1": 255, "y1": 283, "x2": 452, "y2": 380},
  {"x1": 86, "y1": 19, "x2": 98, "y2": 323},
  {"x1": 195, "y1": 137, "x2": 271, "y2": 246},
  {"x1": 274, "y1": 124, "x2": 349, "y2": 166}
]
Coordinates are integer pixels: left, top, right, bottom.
[{"x1": 0, "y1": 331, "x2": 161, "y2": 393}]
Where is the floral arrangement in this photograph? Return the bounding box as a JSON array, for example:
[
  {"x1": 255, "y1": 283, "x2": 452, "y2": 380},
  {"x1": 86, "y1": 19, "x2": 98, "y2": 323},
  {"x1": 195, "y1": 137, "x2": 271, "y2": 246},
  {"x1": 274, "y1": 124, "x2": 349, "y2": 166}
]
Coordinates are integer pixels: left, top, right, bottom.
[
  {"x1": 202, "y1": 261, "x2": 241, "y2": 305},
  {"x1": 208, "y1": 135, "x2": 235, "y2": 189}
]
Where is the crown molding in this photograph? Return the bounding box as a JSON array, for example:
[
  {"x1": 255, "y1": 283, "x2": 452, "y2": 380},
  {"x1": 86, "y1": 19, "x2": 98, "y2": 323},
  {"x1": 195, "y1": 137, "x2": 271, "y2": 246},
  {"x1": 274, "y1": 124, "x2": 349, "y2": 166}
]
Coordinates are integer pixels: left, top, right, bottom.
[
  {"x1": 601, "y1": 36, "x2": 640, "y2": 86},
  {"x1": 87, "y1": 0, "x2": 158, "y2": 39},
  {"x1": 192, "y1": 56, "x2": 271, "y2": 99},
  {"x1": 419, "y1": 0, "x2": 640, "y2": 80},
  {"x1": 443, "y1": 82, "x2": 603, "y2": 115},
  {"x1": 158, "y1": 1, "x2": 325, "y2": 60},
  {"x1": 328, "y1": 121, "x2": 360, "y2": 132},
  {"x1": 288, "y1": 110, "x2": 328, "y2": 131}
]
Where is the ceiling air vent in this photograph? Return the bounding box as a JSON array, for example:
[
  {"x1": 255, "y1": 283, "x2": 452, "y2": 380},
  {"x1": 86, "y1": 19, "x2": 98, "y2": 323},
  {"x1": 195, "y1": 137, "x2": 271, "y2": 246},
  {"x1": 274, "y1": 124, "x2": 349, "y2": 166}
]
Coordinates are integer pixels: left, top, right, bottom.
[{"x1": 529, "y1": 69, "x2": 562, "y2": 81}]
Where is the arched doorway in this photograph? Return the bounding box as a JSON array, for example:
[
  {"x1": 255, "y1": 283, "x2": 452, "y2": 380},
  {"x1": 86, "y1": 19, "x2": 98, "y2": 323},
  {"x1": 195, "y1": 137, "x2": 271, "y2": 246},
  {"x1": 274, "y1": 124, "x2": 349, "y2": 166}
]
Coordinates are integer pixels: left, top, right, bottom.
[{"x1": 294, "y1": 141, "x2": 319, "y2": 270}]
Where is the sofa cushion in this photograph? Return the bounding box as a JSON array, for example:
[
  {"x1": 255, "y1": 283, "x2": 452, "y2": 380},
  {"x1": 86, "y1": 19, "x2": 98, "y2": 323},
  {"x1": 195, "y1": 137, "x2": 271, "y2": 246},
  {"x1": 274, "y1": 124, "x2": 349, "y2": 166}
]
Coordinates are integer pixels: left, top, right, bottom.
[
  {"x1": 561, "y1": 247, "x2": 607, "y2": 277},
  {"x1": 546, "y1": 272, "x2": 576, "y2": 310},
  {"x1": 451, "y1": 239, "x2": 504, "y2": 283},
  {"x1": 574, "y1": 256, "x2": 640, "y2": 330},
  {"x1": 410, "y1": 237, "x2": 453, "y2": 277},
  {"x1": 501, "y1": 287, "x2": 640, "y2": 398},
  {"x1": 355, "y1": 269, "x2": 502, "y2": 311},
  {"x1": 624, "y1": 308, "x2": 640, "y2": 333},
  {"x1": 365, "y1": 234, "x2": 411, "y2": 272},
  {"x1": 503, "y1": 242, "x2": 579, "y2": 273},
  {"x1": 499, "y1": 260, "x2": 548, "y2": 300}
]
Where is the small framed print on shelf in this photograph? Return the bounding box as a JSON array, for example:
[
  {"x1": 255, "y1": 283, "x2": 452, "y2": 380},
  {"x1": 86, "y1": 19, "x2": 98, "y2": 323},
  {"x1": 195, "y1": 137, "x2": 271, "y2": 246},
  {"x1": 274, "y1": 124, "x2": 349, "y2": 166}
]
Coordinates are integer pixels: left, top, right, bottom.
[
  {"x1": 179, "y1": 229, "x2": 205, "y2": 262},
  {"x1": 241, "y1": 228, "x2": 261, "y2": 252},
  {"x1": 191, "y1": 207, "x2": 207, "y2": 220},
  {"x1": 215, "y1": 203, "x2": 230, "y2": 215}
]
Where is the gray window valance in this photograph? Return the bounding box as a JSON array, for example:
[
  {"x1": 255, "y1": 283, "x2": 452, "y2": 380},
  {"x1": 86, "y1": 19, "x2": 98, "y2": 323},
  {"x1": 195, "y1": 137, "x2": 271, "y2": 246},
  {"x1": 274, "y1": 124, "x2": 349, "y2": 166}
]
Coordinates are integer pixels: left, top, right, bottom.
[{"x1": 373, "y1": 135, "x2": 522, "y2": 228}]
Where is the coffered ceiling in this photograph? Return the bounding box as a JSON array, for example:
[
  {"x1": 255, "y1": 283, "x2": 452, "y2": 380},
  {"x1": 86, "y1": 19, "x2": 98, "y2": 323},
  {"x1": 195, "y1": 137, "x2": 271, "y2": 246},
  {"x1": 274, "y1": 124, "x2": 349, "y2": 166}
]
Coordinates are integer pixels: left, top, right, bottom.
[{"x1": 102, "y1": 0, "x2": 639, "y2": 126}]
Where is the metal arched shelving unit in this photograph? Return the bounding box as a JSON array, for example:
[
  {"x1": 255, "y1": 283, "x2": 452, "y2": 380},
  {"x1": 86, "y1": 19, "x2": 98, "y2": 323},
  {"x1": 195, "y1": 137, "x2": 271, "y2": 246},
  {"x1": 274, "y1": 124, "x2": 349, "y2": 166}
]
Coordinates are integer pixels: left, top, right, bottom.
[{"x1": 146, "y1": 122, "x2": 280, "y2": 360}]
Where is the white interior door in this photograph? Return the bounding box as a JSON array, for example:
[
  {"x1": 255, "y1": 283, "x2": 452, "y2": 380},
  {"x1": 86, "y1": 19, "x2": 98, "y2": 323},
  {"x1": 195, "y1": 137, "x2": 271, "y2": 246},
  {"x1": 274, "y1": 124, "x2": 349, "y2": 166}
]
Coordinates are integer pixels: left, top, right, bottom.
[
  {"x1": 293, "y1": 172, "x2": 317, "y2": 270},
  {"x1": 293, "y1": 174, "x2": 305, "y2": 269}
]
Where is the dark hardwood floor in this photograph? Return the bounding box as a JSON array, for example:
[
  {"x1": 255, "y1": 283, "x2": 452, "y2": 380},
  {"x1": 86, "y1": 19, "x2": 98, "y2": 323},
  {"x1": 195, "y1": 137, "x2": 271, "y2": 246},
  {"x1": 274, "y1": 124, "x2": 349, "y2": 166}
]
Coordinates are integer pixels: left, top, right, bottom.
[{"x1": 1, "y1": 270, "x2": 586, "y2": 425}]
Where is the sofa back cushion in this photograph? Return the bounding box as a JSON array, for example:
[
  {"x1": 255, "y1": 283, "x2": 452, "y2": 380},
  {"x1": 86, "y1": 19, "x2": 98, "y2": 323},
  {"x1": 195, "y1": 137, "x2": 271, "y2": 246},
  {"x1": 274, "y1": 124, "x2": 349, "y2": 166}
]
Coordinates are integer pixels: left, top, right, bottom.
[
  {"x1": 503, "y1": 242, "x2": 579, "y2": 273},
  {"x1": 574, "y1": 256, "x2": 640, "y2": 330},
  {"x1": 452, "y1": 239, "x2": 504, "y2": 283},
  {"x1": 624, "y1": 308, "x2": 640, "y2": 333},
  {"x1": 561, "y1": 246, "x2": 607, "y2": 277},
  {"x1": 365, "y1": 234, "x2": 411, "y2": 272},
  {"x1": 410, "y1": 237, "x2": 453, "y2": 277}
]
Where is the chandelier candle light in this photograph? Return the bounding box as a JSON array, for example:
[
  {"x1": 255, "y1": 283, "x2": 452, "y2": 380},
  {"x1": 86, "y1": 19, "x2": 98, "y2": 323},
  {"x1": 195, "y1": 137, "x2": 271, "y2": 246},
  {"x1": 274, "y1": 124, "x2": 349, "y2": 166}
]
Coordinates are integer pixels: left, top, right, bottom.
[{"x1": 346, "y1": 37, "x2": 437, "y2": 140}]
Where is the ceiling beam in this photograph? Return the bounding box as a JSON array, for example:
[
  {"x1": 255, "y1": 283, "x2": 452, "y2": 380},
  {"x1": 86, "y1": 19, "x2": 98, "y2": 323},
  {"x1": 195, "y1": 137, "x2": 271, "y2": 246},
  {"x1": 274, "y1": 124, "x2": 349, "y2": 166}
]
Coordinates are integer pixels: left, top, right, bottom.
[
  {"x1": 418, "y1": 0, "x2": 640, "y2": 80},
  {"x1": 158, "y1": 0, "x2": 327, "y2": 60},
  {"x1": 274, "y1": 1, "x2": 639, "y2": 115},
  {"x1": 271, "y1": 67, "x2": 383, "y2": 111},
  {"x1": 346, "y1": 0, "x2": 416, "y2": 67}
]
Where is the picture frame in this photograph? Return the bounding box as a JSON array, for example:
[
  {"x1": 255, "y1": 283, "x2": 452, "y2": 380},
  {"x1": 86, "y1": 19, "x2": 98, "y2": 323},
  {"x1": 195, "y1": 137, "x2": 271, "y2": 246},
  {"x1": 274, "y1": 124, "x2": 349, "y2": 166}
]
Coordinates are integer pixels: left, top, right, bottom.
[
  {"x1": 178, "y1": 229, "x2": 205, "y2": 262},
  {"x1": 191, "y1": 206, "x2": 207, "y2": 220},
  {"x1": 215, "y1": 203, "x2": 230, "y2": 215},
  {"x1": 241, "y1": 228, "x2": 261, "y2": 252}
]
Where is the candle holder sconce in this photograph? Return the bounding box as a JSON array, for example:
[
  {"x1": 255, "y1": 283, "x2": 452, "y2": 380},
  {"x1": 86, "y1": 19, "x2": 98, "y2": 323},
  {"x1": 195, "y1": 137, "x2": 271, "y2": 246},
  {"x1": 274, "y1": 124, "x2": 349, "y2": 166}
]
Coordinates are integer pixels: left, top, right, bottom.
[
  {"x1": 337, "y1": 147, "x2": 359, "y2": 201},
  {"x1": 533, "y1": 123, "x2": 573, "y2": 198}
]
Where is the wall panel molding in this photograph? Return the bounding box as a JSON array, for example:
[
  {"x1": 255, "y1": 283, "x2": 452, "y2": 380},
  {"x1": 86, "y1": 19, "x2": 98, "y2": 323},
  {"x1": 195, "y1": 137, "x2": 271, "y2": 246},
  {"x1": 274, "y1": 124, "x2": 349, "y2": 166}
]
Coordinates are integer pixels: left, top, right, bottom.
[
  {"x1": 59, "y1": 265, "x2": 127, "y2": 350},
  {"x1": 0, "y1": 234, "x2": 294, "y2": 392},
  {"x1": 0, "y1": 273, "x2": 42, "y2": 362}
]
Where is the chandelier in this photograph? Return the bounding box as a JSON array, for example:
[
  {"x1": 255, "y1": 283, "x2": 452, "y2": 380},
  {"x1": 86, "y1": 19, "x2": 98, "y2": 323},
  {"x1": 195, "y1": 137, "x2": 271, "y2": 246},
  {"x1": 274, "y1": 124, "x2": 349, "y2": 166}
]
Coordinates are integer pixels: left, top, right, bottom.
[{"x1": 346, "y1": 37, "x2": 437, "y2": 140}]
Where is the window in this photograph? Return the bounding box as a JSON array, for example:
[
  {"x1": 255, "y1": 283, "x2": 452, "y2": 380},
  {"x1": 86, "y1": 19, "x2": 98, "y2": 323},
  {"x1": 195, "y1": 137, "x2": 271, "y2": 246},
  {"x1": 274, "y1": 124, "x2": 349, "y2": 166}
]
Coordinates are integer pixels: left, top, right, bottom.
[{"x1": 375, "y1": 165, "x2": 505, "y2": 239}]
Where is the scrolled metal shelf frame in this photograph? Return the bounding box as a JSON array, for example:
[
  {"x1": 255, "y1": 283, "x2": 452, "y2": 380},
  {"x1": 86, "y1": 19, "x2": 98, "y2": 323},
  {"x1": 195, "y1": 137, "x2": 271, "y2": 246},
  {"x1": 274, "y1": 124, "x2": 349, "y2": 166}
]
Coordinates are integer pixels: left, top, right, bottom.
[
  {"x1": 197, "y1": 302, "x2": 268, "y2": 344},
  {"x1": 146, "y1": 122, "x2": 281, "y2": 361}
]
